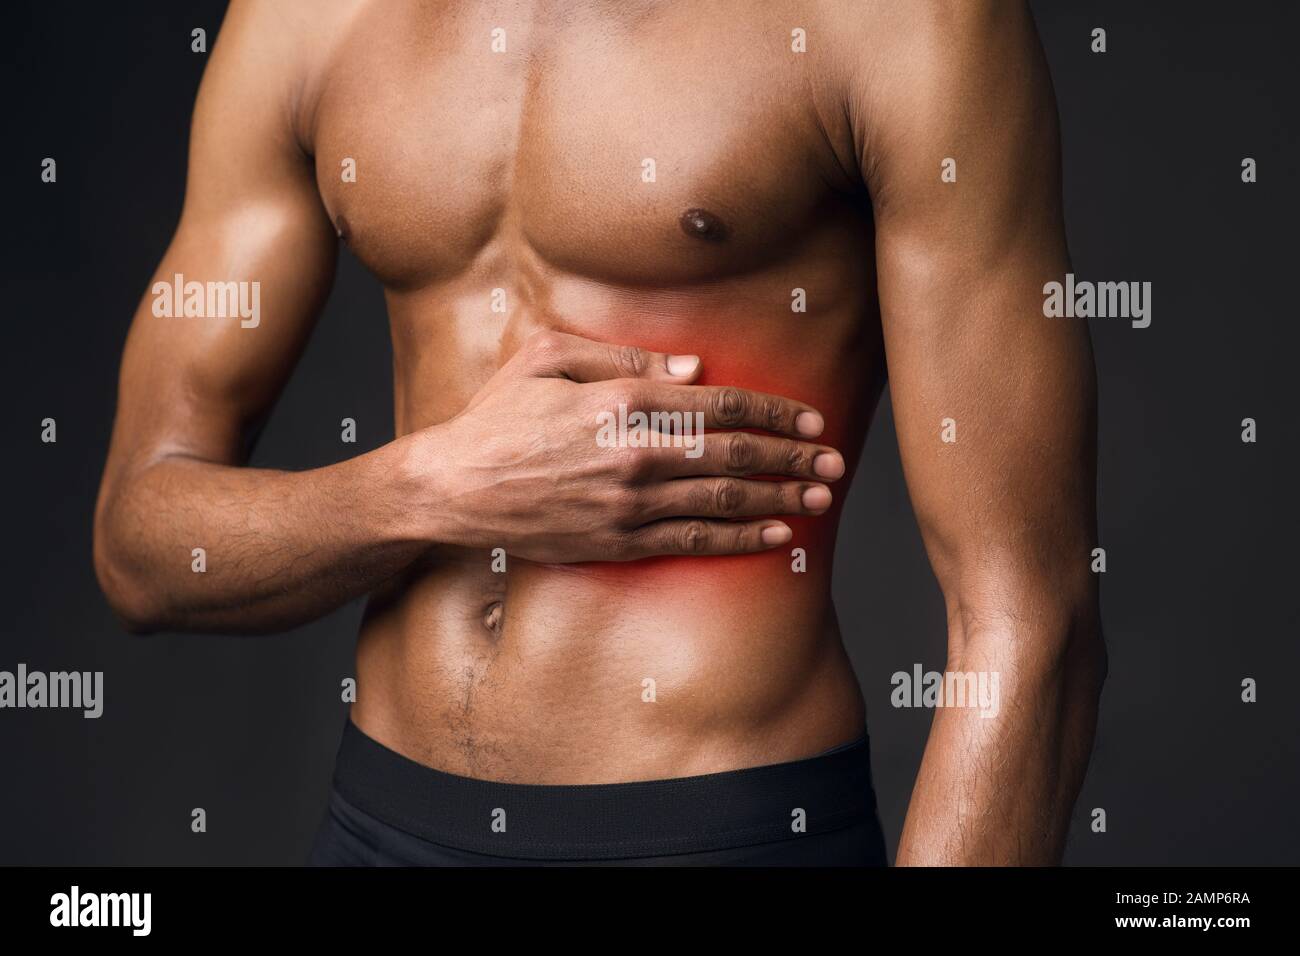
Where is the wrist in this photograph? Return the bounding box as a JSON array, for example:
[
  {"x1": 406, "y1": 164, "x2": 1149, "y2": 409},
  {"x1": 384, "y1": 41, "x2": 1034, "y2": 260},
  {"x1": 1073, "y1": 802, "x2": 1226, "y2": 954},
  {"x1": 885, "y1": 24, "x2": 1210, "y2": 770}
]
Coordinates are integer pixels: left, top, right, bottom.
[{"x1": 382, "y1": 424, "x2": 462, "y2": 546}]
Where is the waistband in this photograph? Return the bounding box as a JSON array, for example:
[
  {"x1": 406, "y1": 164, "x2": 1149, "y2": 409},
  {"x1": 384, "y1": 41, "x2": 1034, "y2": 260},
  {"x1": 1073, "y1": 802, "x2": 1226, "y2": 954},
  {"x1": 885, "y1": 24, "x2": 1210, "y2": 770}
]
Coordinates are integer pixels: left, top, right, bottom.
[{"x1": 332, "y1": 720, "x2": 878, "y2": 860}]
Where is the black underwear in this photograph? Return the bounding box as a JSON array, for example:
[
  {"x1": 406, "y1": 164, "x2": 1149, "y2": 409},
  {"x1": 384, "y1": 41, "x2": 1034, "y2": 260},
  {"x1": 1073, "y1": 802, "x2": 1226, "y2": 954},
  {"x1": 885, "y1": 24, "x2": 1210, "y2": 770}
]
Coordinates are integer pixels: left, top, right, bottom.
[{"x1": 309, "y1": 719, "x2": 888, "y2": 866}]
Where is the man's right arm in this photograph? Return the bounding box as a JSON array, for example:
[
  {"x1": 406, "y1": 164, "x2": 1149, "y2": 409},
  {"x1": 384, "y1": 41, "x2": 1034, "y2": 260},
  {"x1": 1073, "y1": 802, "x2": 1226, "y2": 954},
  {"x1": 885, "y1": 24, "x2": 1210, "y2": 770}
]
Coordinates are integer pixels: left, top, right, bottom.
[
  {"x1": 92, "y1": 0, "x2": 406, "y2": 634},
  {"x1": 94, "y1": 3, "x2": 844, "y2": 635}
]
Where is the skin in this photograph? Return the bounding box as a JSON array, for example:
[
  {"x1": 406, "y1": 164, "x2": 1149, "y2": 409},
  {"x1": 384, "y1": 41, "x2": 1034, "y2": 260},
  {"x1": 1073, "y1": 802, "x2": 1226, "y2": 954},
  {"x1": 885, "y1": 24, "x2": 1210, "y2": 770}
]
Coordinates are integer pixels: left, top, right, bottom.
[{"x1": 94, "y1": 0, "x2": 1105, "y2": 864}]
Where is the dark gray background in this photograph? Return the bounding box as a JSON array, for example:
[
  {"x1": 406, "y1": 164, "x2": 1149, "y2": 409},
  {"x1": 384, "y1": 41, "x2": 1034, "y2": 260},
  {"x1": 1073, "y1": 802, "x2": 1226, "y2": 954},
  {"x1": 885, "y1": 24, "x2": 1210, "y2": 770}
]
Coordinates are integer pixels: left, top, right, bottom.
[{"x1": 2, "y1": 1, "x2": 1296, "y2": 865}]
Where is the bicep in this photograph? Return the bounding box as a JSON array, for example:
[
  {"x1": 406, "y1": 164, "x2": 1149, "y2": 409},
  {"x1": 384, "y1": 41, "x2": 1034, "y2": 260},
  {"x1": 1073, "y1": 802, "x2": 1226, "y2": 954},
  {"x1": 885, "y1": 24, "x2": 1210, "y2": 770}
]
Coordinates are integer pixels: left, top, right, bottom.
[
  {"x1": 109, "y1": 0, "x2": 337, "y2": 474},
  {"x1": 861, "y1": 2, "x2": 1096, "y2": 596}
]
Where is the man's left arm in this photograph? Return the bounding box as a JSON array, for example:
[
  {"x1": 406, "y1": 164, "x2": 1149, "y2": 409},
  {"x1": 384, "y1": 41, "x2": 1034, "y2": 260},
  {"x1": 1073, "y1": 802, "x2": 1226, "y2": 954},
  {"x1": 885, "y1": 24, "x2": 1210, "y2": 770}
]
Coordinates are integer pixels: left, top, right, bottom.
[{"x1": 846, "y1": 0, "x2": 1106, "y2": 864}]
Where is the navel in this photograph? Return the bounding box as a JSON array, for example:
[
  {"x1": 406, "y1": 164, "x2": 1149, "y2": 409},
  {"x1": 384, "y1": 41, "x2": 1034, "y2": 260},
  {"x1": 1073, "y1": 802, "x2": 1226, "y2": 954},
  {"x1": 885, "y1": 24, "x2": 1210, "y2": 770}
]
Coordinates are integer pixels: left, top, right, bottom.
[
  {"x1": 482, "y1": 600, "x2": 504, "y2": 637},
  {"x1": 679, "y1": 207, "x2": 729, "y2": 242}
]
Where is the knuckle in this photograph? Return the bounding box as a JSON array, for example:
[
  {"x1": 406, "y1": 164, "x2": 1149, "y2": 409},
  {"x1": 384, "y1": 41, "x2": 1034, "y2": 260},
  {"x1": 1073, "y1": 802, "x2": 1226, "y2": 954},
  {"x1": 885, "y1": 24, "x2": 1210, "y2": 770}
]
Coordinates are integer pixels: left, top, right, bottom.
[
  {"x1": 710, "y1": 387, "x2": 747, "y2": 427},
  {"x1": 527, "y1": 329, "x2": 563, "y2": 356},
  {"x1": 723, "y1": 432, "x2": 754, "y2": 472},
  {"x1": 610, "y1": 381, "x2": 644, "y2": 409},
  {"x1": 608, "y1": 528, "x2": 638, "y2": 558},
  {"x1": 761, "y1": 397, "x2": 787, "y2": 432},
  {"x1": 783, "y1": 442, "x2": 810, "y2": 476},
  {"x1": 614, "y1": 483, "x2": 645, "y2": 522},
  {"x1": 734, "y1": 523, "x2": 758, "y2": 550},
  {"x1": 621, "y1": 447, "x2": 655, "y2": 483},
  {"x1": 524, "y1": 331, "x2": 566, "y2": 370},
  {"x1": 594, "y1": 384, "x2": 638, "y2": 415},
  {"x1": 769, "y1": 482, "x2": 793, "y2": 513},
  {"x1": 677, "y1": 520, "x2": 711, "y2": 554},
  {"x1": 712, "y1": 478, "x2": 743, "y2": 516},
  {"x1": 614, "y1": 345, "x2": 648, "y2": 377}
]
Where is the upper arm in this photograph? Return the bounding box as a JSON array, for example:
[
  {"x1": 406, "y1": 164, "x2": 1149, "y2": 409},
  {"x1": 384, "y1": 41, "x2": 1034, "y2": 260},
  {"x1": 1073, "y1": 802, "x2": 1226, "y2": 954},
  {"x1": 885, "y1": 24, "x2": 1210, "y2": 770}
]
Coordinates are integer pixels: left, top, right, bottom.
[
  {"x1": 846, "y1": 1, "x2": 1097, "y2": 606},
  {"x1": 105, "y1": 0, "x2": 338, "y2": 481}
]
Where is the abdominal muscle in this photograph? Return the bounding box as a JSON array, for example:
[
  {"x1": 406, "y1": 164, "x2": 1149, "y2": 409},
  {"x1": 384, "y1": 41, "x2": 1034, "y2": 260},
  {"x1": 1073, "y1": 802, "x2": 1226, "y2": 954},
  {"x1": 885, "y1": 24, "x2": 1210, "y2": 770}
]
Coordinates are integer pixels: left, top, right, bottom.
[
  {"x1": 349, "y1": 280, "x2": 880, "y2": 785},
  {"x1": 353, "y1": 550, "x2": 865, "y2": 784}
]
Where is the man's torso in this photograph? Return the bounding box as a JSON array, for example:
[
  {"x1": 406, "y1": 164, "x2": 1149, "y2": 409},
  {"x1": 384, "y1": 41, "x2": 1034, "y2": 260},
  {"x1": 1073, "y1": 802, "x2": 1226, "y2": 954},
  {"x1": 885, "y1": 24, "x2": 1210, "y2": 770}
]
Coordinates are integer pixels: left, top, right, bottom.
[{"x1": 301, "y1": 0, "x2": 884, "y2": 782}]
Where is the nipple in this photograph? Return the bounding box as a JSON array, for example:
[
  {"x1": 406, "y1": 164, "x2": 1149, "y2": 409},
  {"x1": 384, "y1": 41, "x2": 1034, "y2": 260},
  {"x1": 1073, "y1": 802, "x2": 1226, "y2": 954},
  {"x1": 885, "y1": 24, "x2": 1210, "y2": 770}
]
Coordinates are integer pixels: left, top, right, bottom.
[
  {"x1": 334, "y1": 214, "x2": 351, "y2": 244},
  {"x1": 679, "y1": 207, "x2": 728, "y2": 242}
]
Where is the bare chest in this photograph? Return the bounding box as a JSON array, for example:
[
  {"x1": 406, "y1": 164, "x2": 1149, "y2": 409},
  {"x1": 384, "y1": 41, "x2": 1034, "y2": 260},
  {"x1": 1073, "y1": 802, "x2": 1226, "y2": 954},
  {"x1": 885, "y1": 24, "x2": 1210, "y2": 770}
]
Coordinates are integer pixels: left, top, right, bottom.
[{"x1": 310, "y1": 2, "x2": 859, "y2": 291}]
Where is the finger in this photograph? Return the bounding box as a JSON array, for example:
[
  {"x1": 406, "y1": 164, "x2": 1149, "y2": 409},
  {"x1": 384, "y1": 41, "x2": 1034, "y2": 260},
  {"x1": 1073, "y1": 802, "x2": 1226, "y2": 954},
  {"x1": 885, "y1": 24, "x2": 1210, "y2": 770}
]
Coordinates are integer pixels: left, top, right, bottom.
[
  {"x1": 644, "y1": 478, "x2": 832, "y2": 521},
  {"x1": 630, "y1": 382, "x2": 825, "y2": 437},
  {"x1": 639, "y1": 431, "x2": 845, "y2": 481},
  {"x1": 622, "y1": 519, "x2": 794, "y2": 559},
  {"x1": 521, "y1": 329, "x2": 701, "y2": 384}
]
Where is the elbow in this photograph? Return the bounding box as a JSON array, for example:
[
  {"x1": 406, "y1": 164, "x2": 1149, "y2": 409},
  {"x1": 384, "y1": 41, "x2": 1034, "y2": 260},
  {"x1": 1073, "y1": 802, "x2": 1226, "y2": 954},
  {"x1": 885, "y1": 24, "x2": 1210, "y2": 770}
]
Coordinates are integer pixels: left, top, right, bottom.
[
  {"x1": 93, "y1": 502, "x2": 166, "y2": 636},
  {"x1": 946, "y1": 567, "x2": 1106, "y2": 694}
]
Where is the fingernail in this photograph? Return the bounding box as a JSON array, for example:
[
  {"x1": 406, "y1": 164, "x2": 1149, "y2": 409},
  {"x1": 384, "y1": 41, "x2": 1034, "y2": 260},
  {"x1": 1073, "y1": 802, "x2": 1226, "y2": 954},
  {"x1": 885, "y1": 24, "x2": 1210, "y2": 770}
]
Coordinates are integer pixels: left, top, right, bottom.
[
  {"x1": 667, "y1": 354, "x2": 700, "y2": 376},
  {"x1": 813, "y1": 452, "x2": 845, "y2": 479},
  {"x1": 802, "y1": 486, "x2": 832, "y2": 512},
  {"x1": 761, "y1": 524, "x2": 792, "y2": 546},
  {"x1": 795, "y1": 411, "x2": 824, "y2": 437}
]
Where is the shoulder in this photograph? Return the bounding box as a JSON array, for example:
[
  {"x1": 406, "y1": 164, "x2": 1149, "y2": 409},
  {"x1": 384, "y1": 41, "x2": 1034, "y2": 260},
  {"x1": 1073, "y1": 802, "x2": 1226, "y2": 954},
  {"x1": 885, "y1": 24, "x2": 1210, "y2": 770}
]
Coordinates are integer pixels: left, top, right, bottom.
[
  {"x1": 804, "y1": 1, "x2": 1051, "y2": 198},
  {"x1": 806, "y1": 0, "x2": 1041, "y2": 119},
  {"x1": 206, "y1": 0, "x2": 368, "y2": 155},
  {"x1": 808, "y1": 0, "x2": 1031, "y2": 60}
]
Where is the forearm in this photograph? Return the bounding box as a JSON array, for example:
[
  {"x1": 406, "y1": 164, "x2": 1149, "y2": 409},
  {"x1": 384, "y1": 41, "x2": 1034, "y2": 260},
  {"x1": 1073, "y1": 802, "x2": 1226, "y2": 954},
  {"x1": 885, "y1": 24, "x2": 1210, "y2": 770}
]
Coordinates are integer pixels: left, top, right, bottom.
[
  {"x1": 94, "y1": 433, "x2": 437, "y2": 634},
  {"x1": 896, "y1": 602, "x2": 1106, "y2": 866}
]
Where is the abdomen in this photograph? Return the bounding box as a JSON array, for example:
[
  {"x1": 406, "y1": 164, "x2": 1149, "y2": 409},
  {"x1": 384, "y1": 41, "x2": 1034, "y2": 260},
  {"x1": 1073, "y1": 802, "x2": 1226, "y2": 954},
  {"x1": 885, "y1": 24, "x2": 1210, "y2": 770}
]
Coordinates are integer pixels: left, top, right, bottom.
[{"x1": 358, "y1": 237, "x2": 884, "y2": 783}]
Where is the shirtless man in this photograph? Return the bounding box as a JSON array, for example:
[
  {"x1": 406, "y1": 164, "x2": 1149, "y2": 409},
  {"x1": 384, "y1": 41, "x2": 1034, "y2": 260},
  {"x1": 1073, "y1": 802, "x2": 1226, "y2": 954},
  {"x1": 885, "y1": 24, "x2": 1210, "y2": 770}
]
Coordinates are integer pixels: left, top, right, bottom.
[{"x1": 93, "y1": 0, "x2": 1105, "y2": 866}]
